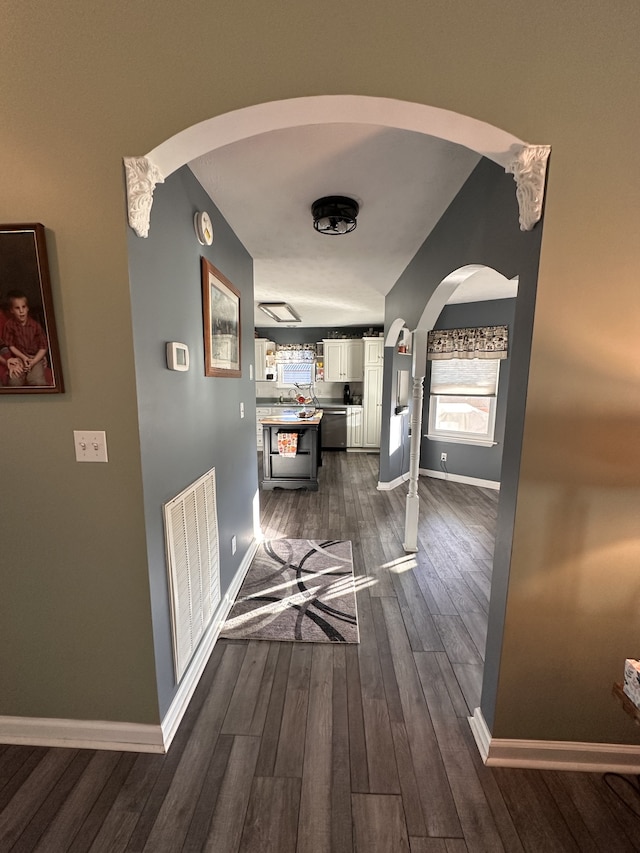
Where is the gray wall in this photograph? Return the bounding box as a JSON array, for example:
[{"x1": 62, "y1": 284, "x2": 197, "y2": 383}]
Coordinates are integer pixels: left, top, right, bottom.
[
  {"x1": 127, "y1": 167, "x2": 257, "y2": 716},
  {"x1": 382, "y1": 157, "x2": 544, "y2": 729},
  {"x1": 421, "y1": 299, "x2": 516, "y2": 483}
]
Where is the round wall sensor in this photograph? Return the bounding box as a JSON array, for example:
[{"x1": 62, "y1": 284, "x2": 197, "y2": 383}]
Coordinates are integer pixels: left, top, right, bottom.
[{"x1": 194, "y1": 211, "x2": 214, "y2": 245}]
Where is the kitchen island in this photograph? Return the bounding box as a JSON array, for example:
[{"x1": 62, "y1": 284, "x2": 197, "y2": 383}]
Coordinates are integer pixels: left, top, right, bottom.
[{"x1": 260, "y1": 410, "x2": 323, "y2": 490}]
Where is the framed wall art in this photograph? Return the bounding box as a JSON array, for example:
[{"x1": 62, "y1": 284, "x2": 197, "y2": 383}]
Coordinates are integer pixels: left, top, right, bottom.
[
  {"x1": 0, "y1": 223, "x2": 64, "y2": 394},
  {"x1": 201, "y1": 257, "x2": 241, "y2": 378}
]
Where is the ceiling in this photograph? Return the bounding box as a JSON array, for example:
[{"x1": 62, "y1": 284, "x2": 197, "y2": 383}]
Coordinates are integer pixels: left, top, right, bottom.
[{"x1": 189, "y1": 123, "x2": 517, "y2": 328}]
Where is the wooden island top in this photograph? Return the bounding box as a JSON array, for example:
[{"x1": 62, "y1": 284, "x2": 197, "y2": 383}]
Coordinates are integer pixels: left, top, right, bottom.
[{"x1": 259, "y1": 410, "x2": 323, "y2": 426}]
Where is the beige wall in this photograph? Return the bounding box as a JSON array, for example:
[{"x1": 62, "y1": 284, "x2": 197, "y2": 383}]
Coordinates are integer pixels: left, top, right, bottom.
[{"x1": 1, "y1": 1, "x2": 638, "y2": 739}]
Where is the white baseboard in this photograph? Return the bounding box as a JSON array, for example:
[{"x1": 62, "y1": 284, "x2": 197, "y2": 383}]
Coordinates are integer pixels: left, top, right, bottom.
[
  {"x1": 0, "y1": 716, "x2": 166, "y2": 753},
  {"x1": 0, "y1": 539, "x2": 258, "y2": 755},
  {"x1": 160, "y1": 537, "x2": 258, "y2": 751},
  {"x1": 468, "y1": 706, "x2": 493, "y2": 762},
  {"x1": 420, "y1": 468, "x2": 500, "y2": 490},
  {"x1": 377, "y1": 472, "x2": 410, "y2": 491},
  {"x1": 469, "y1": 707, "x2": 640, "y2": 773}
]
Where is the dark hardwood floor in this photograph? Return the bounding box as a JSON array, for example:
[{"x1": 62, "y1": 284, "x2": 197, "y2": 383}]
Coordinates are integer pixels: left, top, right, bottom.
[{"x1": 2, "y1": 452, "x2": 639, "y2": 851}]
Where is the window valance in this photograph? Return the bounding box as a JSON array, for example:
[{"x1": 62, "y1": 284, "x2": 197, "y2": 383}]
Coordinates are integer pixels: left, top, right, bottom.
[
  {"x1": 427, "y1": 325, "x2": 508, "y2": 360},
  {"x1": 275, "y1": 344, "x2": 316, "y2": 362}
]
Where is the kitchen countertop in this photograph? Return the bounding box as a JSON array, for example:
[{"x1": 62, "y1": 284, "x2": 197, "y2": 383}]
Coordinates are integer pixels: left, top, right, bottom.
[
  {"x1": 259, "y1": 411, "x2": 323, "y2": 426},
  {"x1": 256, "y1": 399, "x2": 361, "y2": 407}
]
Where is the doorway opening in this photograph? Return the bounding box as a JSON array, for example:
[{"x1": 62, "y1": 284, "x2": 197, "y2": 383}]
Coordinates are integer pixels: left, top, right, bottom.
[{"x1": 126, "y1": 94, "x2": 544, "y2": 742}]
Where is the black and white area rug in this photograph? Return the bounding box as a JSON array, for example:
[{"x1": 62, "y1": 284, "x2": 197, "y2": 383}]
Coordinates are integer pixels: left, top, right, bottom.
[{"x1": 220, "y1": 539, "x2": 359, "y2": 643}]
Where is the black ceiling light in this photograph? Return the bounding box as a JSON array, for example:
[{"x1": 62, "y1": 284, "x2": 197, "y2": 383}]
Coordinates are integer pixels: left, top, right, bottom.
[{"x1": 311, "y1": 195, "x2": 359, "y2": 235}]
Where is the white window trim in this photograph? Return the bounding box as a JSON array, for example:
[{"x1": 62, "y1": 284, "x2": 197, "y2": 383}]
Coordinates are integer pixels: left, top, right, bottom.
[
  {"x1": 426, "y1": 393, "x2": 498, "y2": 446},
  {"x1": 276, "y1": 361, "x2": 314, "y2": 389},
  {"x1": 426, "y1": 356, "x2": 500, "y2": 447},
  {"x1": 427, "y1": 394, "x2": 498, "y2": 447},
  {"x1": 425, "y1": 435, "x2": 497, "y2": 448}
]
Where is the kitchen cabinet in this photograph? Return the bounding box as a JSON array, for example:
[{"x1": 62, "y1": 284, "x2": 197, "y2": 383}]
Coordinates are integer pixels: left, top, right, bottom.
[
  {"x1": 362, "y1": 337, "x2": 384, "y2": 448},
  {"x1": 256, "y1": 406, "x2": 276, "y2": 449},
  {"x1": 254, "y1": 339, "x2": 276, "y2": 382},
  {"x1": 363, "y1": 336, "x2": 384, "y2": 366},
  {"x1": 347, "y1": 405, "x2": 363, "y2": 448},
  {"x1": 363, "y1": 365, "x2": 383, "y2": 447},
  {"x1": 322, "y1": 339, "x2": 363, "y2": 382}
]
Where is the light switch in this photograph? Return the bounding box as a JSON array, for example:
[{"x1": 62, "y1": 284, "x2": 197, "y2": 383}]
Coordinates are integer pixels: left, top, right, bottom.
[
  {"x1": 240, "y1": 402, "x2": 245, "y2": 419},
  {"x1": 74, "y1": 430, "x2": 108, "y2": 462}
]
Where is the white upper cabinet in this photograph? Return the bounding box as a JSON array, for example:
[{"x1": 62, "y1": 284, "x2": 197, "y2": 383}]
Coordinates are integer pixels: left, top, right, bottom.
[
  {"x1": 323, "y1": 339, "x2": 364, "y2": 382},
  {"x1": 363, "y1": 336, "x2": 384, "y2": 365}
]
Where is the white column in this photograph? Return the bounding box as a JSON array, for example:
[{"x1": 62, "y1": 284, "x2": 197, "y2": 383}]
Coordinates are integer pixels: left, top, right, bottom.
[{"x1": 404, "y1": 329, "x2": 428, "y2": 552}]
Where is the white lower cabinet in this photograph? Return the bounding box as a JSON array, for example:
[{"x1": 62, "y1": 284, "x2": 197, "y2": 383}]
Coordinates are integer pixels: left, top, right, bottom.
[
  {"x1": 256, "y1": 407, "x2": 275, "y2": 449},
  {"x1": 347, "y1": 406, "x2": 363, "y2": 448}
]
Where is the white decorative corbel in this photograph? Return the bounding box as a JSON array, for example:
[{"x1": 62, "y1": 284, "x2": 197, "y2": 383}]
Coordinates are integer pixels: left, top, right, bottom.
[
  {"x1": 505, "y1": 144, "x2": 551, "y2": 231},
  {"x1": 124, "y1": 156, "x2": 165, "y2": 238}
]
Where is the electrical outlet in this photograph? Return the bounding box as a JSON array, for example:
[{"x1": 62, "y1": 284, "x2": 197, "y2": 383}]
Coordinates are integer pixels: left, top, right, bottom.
[
  {"x1": 440, "y1": 452, "x2": 447, "y2": 462},
  {"x1": 231, "y1": 535, "x2": 237, "y2": 555}
]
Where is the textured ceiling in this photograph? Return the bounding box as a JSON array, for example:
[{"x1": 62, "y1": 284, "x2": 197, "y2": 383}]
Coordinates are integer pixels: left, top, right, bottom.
[{"x1": 189, "y1": 123, "x2": 515, "y2": 328}]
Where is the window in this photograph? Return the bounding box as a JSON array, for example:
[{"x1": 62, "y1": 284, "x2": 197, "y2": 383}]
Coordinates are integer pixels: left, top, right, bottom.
[
  {"x1": 277, "y1": 360, "x2": 314, "y2": 388},
  {"x1": 427, "y1": 358, "x2": 499, "y2": 446}
]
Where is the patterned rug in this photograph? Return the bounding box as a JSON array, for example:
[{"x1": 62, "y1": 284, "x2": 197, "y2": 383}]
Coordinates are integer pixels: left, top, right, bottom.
[{"x1": 220, "y1": 539, "x2": 359, "y2": 643}]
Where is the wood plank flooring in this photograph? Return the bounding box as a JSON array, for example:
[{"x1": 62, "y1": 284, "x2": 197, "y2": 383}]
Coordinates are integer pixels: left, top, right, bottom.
[{"x1": 2, "y1": 452, "x2": 639, "y2": 851}]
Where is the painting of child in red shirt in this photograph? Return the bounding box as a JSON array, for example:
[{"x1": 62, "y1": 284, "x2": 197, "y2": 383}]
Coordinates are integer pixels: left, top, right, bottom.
[{"x1": 3, "y1": 290, "x2": 50, "y2": 386}]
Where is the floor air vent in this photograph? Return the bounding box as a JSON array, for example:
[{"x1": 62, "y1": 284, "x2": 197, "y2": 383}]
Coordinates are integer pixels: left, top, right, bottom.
[{"x1": 164, "y1": 467, "x2": 221, "y2": 682}]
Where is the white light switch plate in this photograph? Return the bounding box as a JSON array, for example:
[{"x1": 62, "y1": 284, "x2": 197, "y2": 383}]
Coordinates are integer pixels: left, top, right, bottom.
[{"x1": 74, "y1": 430, "x2": 108, "y2": 462}]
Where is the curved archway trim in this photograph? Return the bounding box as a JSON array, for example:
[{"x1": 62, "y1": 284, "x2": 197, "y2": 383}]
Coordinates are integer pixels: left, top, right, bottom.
[{"x1": 124, "y1": 95, "x2": 550, "y2": 239}]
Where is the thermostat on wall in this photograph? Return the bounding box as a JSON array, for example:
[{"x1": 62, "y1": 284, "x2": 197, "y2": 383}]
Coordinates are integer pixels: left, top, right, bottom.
[{"x1": 166, "y1": 342, "x2": 190, "y2": 371}]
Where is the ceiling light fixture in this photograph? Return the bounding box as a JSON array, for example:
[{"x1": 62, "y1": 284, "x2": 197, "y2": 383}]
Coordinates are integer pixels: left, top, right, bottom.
[
  {"x1": 257, "y1": 302, "x2": 302, "y2": 323},
  {"x1": 311, "y1": 196, "x2": 359, "y2": 235}
]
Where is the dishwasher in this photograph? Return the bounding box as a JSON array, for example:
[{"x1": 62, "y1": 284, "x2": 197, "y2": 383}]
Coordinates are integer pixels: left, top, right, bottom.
[{"x1": 320, "y1": 405, "x2": 348, "y2": 449}]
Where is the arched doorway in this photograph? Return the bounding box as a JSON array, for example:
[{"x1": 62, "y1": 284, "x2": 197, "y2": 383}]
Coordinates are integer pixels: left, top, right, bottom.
[
  {"x1": 387, "y1": 266, "x2": 516, "y2": 513},
  {"x1": 124, "y1": 94, "x2": 548, "y2": 752}
]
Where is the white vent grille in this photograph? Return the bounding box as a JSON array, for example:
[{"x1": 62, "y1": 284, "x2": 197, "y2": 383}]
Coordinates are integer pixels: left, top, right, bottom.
[{"x1": 163, "y1": 467, "x2": 220, "y2": 682}]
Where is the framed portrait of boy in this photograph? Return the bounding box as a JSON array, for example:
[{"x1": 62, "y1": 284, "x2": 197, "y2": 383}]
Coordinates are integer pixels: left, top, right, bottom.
[
  {"x1": 0, "y1": 223, "x2": 64, "y2": 394},
  {"x1": 201, "y1": 257, "x2": 241, "y2": 378}
]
